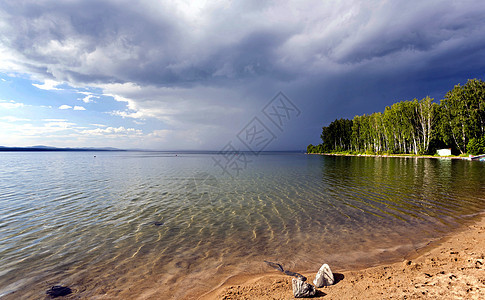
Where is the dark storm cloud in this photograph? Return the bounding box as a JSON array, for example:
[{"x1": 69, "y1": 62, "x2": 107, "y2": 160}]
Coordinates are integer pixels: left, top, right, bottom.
[
  {"x1": 327, "y1": 2, "x2": 485, "y2": 65},
  {"x1": 0, "y1": 0, "x2": 295, "y2": 86},
  {"x1": 1, "y1": 0, "x2": 484, "y2": 149},
  {"x1": 3, "y1": 1, "x2": 178, "y2": 80},
  {"x1": 2, "y1": 0, "x2": 483, "y2": 84}
]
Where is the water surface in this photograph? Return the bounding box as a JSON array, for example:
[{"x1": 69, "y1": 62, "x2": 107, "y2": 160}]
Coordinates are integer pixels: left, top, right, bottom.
[{"x1": 0, "y1": 152, "x2": 484, "y2": 299}]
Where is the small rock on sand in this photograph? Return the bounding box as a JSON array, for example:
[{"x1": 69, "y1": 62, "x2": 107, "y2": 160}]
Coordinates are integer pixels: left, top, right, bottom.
[
  {"x1": 313, "y1": 263, "x2": 334, "y2": 287},
  {"x1": 46, "y1": 285, "x2": 72, "y2": 298},
  {"x1": 292, "y1": 278, "x2": 316, "y2": 298}
]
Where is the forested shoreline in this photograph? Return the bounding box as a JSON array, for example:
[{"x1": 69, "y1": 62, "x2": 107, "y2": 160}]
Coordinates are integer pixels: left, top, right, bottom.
[{"x1": 307, "y1": 79, "x2": 485, "y2": 156}]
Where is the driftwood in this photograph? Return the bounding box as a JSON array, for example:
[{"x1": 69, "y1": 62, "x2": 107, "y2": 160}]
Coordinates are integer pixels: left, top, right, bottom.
[{"x1": 264, "y1": 260, "x2": 307, "y2": 281}]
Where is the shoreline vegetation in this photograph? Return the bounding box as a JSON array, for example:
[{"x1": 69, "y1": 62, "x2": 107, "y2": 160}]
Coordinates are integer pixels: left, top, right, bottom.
[
  {"x1": 205, "y1": 213, "x2": 485, "y2": 299},
  {"x1": 306, "y1": 152, "x2": 470, "y2": 160},
  {"x1": 307, "y1": 79, "x2": 485, "y2": 157}
]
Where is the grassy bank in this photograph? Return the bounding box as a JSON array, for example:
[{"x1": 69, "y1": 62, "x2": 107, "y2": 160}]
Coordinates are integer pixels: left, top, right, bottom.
[{"x1": 306, "y1": 151, "x2": 469, "y2": 160}]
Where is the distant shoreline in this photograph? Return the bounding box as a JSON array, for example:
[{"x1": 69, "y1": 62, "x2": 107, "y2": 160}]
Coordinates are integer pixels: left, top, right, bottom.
[{"x1": 0, "y1": 147, "x2": 125, "y2": 152}]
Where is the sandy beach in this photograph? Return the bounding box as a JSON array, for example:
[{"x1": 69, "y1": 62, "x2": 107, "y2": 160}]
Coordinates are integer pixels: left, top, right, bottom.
[{"x1": 203, "y1": 214, "x2": 485, "y2": 299}]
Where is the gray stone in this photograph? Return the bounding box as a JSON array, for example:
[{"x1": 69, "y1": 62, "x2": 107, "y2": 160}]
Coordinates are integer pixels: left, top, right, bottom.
[
  {"x1": 292, "y1": 278, "x2": 316, "y2": 298},
  {"x1": 313, "y1": 263, "x2": 334, "y2": 287}
]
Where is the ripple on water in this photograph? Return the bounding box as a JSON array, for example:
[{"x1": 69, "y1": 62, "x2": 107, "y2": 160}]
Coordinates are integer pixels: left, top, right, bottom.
[{"x1": 0, "y1": 152, "x2": 484, "y2": 298}]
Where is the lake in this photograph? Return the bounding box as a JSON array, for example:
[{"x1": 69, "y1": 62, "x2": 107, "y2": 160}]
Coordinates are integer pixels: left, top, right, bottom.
[{"x1": 0, "y1": 152, "x2": 484, "y2": 299}]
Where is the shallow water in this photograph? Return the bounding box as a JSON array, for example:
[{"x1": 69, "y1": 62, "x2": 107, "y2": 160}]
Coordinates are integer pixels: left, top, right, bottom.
[{"x1": 0, "y1": 152, "x2": 484, "y2": 299}]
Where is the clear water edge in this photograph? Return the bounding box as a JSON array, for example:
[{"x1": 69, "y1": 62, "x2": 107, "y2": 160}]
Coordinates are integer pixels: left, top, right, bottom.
[{"x1": 0, "y1": 152, "x2": 484, "y2": 299}]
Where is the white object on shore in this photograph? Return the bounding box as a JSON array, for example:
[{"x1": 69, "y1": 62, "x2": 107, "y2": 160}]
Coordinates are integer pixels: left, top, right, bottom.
[
  {"x1": 437, "y1": 148, "x2": 451, "y2": 156},
  {"x1": 292, "y1": 278, "x2": 316, "y2": 298},
  {"x1": 313, "y1": 263, "x2": 334, "y2": 287}
]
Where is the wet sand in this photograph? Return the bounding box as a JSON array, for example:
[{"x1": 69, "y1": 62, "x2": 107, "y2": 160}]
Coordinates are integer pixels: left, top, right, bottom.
[{"x1": 203, "y1": 213, "x2": 485, "y2": 299}]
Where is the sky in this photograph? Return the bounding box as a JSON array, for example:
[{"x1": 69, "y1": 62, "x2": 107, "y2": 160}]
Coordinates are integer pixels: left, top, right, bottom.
[{"x1": 1, "y1": 0, "x2": 484, "y2": 151}]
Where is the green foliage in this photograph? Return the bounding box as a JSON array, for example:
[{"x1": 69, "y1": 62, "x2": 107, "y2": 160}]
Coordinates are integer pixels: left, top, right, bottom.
[
  {"x1": 439, "y1": 79, "x2": 485, "y2": 154},
  {"x1": 308, "y1": 78, "x2": 485, "y2": 155},
  {"x1": 306, "y1": 143, "x2": 324, "y2": 154},
  {"x1": 320, "y1": 118, "x2": 353, "y2": 152},
  {"x1": 307, "y1": 144, "x2": 315, "y2": 153},
  {"x1": 467, "y1": 137, "x2": 485, "y2": 155},
  {"x1": 349, "y1": 98, "x2": 437, "y2": 155}
]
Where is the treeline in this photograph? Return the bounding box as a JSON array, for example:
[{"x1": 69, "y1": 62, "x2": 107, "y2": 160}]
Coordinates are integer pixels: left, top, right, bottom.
[{"x1": 307, "y1": 79, "x2": 485, "y2": 155}]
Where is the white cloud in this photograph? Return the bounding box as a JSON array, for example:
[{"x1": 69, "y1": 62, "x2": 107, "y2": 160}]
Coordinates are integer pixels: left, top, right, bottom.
[
  {"x1": 90, "y1": 123, "x2": 107, "y2": 127},
  {"x1": 94, "y1": 81, "x2": 247, "y2": 149},
  {"x1": 57, "y1": 105, "x2": 86, "y2": 110},
  {"x1": 0, "y1": 99, "x2": 25, "y2": 109},
  {"x1": 110, "y1": 110, "x2": 144, "y2": 119},
  {"x1": 0, "y1": 120, "x2": 76, "y2": 137},
  {"x1": 44, "y1": 121, "x2": 76, "y2": 129},
  {"x1": 81, "y1": 94, "x2": 98, "y2": 103},
  {"x1": 147, "y1": 129, "x2": 171, "y2": 139},
  {"x1": 0, "y1": 116, "x2": 30, "y2": 122},
  {"x1": 32, "y1": 79, "x2": 63, "y2": 91},
  {"x1": 42, "y1": 119, "x2": 68, "y2": 122},
  {"x1": 76, "y1": 92, "x2": 100, "y2": 103},
  {"x1": 81, "y1": 126, "x2": 143, "y2": 136}
]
